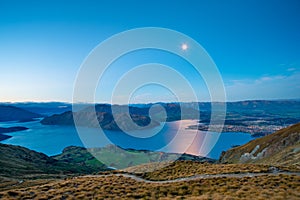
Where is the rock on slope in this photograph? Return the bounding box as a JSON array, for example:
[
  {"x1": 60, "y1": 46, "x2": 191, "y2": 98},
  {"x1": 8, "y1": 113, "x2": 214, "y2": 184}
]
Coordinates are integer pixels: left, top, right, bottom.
[{"x1": 220, "y1": 122, "x2": 300, "y2": 167}]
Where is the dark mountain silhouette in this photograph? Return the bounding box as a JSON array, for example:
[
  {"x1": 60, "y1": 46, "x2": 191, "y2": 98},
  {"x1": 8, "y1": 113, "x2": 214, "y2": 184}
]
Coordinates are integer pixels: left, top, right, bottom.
[
  {"x1": 41, "y1": 103, "x2": 199, "y2": 131},
  {"x1": 0, "y1": 105, "x2": 42, "y2": 122}
]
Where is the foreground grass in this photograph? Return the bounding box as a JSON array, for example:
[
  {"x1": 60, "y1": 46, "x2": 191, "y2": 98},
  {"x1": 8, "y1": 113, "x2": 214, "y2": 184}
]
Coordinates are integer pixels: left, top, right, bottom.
[
  {"x1": 0, "y1": 176, "x2": 63, "y2": 192},
  {"x1": 123, "y1": 161, "x2": 299, "y2": 181},
  {"x1": 1, "y1": 162, "x2": 299, "y2": 199},
  {"x1": 0, "y1": 173, "x2": 299, "y2": 200}
]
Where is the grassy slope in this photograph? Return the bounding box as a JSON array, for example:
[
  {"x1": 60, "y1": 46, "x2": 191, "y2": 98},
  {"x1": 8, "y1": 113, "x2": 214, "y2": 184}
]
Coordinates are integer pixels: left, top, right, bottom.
[
  {"x1": 54, "y1": 145, "x2": 214, "y2": 170},
  {"x1": 126, "y1": 161, "x2": 272, "y2": 181},
  {"x1": 220, "y1": 122, "x2": 300, "y2": 167},
  {"x1": 0, "y1": 144, "x2": 107, "y2": 179},
  {"x1": 0, "y1": 143, "x2": 61, "y2": 178},
  {"x1": 0, "y1": 143, "x2": 213, "y2": 180},
  {"x1": 0, "y1": 166, "x2": 299, "y2": 199}
]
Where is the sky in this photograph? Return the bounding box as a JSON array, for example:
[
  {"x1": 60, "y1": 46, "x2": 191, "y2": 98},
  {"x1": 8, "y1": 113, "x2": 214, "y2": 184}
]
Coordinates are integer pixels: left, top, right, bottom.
[{"x1": 0, "y1": 0, "x2": 300, "y2": 103}]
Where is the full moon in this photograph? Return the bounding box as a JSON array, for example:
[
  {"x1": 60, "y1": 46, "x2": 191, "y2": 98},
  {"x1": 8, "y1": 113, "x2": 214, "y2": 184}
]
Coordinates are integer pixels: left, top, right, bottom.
[{"x1": 181, "y1": 43, "x2": 188, "y2": 51}]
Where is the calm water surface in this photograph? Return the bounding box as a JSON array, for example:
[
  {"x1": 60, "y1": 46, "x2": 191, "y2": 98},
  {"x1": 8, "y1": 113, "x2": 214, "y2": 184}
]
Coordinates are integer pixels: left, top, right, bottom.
[{"x1": 0, "y1": 120, "x2": 253, "y2": 159}]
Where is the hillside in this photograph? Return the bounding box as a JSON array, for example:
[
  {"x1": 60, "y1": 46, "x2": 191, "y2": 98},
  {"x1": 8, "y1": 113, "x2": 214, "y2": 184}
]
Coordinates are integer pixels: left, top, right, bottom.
[
  {"x1": 0, "y1": 143, "x2": 213, "y2": 179},
  {"x1": 53, "y1": 145, "x2": 214, "y2": 170},
  {"x1": 0, "y1": 143, "x2": 215, "y2": 193},
  {"x1": 0, "y1": 144, "x2": 108, "y2": 179},
  {"x1": 0, "y1": 105, "x2": 42, "y2": 122},
  {"x1": 0, "y1": 143, "x2": 64, "y2": 178},
  {"x1": 220, "y1": 122, "x2": 300, "y2": 167},
  {"x1": 0, "y1": 161, "x2": 299, "y2": 199},
  {"x1": 1, "y1": 132, "x2": 300, "y2": 199}
]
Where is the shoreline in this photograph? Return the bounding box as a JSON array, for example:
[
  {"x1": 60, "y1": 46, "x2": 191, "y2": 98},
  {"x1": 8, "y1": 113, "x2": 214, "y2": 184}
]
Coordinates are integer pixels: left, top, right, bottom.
[
  {"x1": 0, "y1": 119, "x2": 253, "y2": 159},
  {"x1": 0, "y1": 126, "x2": 29, "y2": 141},
  {"x1": 0, "y1": 133, "x2": 12, "y2": 141},
  {"x1": 187, "y1": 123, "x2": 286, "y2": 137}
]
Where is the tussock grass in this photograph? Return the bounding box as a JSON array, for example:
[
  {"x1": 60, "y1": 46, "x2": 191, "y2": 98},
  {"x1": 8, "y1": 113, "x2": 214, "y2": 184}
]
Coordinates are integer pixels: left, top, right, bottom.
[
  {"x1": 220, "y1": 122, "x2": 300, "y2": 167},
  {"x1": 0, "y1": 174, "x2": 299, "y2": 199},
  {"x1": 131, "y1": 161, "x2": 273, "y2": 181}
]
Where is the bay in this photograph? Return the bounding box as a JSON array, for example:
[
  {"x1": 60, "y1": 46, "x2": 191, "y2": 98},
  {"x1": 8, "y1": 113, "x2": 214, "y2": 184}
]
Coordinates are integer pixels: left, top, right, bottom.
[{"x1": 0, "y1": 120, "x2": 253, "y2": 159}]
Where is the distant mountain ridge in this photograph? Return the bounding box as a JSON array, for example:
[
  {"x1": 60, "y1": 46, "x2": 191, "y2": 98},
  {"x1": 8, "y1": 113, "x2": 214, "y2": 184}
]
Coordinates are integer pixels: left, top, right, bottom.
[
  {"x1": 41, "y1": 111, "x2": 160, "y2": 131},
  {"x1": 40, "y1": 100, "x2": 300, "y2": 133},
  {"x1": 3, "y1": 99, "x2": 300, "y2": 117},
  {"x1": 0, "y1": 105, "x2": 42, "y2": 122},
  {"x1": 0, "y1": 102, "x2": 72, "y2": 116},
  {"x1": 41, "y1": 103, "x2": 199, "y2": 131}
]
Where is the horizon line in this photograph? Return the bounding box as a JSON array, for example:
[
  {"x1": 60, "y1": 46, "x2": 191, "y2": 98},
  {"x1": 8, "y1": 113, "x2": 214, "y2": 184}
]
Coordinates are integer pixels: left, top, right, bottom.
[{"x1": 0, "y1": 98, "x2": 299, "y2": 105}]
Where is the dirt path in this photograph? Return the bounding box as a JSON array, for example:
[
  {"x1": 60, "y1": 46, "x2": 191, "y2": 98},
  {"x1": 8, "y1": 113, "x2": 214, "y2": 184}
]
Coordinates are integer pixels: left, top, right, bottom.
[{"x1": 83, "y1": 171, "x2": 300, "y2": 184}]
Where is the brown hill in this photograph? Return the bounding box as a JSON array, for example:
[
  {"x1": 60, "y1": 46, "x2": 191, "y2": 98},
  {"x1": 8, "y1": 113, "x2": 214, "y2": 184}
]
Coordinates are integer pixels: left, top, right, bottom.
[{"x1": 220, "y1": 122, "x2": 300, "y2": 167}]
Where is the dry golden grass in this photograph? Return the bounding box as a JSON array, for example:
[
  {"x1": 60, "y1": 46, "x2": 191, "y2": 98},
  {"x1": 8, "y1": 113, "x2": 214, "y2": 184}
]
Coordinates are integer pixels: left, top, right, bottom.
[
  {"x1": 0, "y1": 173, "x2": 299, "y2": 199},
  {"x1": 121, "y1": 161, "x2": 172, "y2": 173},
  {"x1": 255, "y1": 143, "x2": 300, "y2": 168},
  {"x1": 1, "y1": 161, "x2": 299, "y2": 199},
  {"x1": 0, "y1": 177, "x2": 57, "y2": 192},
  {"x1": 131, "y1": 161, "x2": 282, "y2": 181},
  {"x1": 220, "y1": 122, "x2": 300, "y2": 165}
]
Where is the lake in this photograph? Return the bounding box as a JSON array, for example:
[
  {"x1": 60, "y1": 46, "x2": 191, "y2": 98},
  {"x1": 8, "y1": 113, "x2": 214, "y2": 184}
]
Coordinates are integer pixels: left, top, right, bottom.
[{"x1": 0, "y1": 120, "x2": 253, "y2": 159}]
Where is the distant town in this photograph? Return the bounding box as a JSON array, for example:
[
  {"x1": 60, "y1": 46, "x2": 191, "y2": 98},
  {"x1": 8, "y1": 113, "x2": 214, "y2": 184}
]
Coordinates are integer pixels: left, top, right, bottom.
[{"x1": 188, "y1": 123, "x2": 285, "y2": 137}]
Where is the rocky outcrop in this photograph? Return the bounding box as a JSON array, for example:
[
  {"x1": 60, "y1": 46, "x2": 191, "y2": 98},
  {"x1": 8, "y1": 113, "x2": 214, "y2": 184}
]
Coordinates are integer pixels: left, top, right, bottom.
[{"x1": 220, "y1": 122, "x2": 300, "y2": 167}]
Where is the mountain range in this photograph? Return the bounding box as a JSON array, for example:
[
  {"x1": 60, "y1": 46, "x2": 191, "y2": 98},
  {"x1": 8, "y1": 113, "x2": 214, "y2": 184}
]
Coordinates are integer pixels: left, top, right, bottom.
[
  {"x1": 0, "y1": 105, "x2": 42, "y2": 122},
  {"x1": 40, "y1": 100, "x2": 300, "y2": 133},
  {"x1": 40, "y1": 103, "x2": 199, "y2": 131}
]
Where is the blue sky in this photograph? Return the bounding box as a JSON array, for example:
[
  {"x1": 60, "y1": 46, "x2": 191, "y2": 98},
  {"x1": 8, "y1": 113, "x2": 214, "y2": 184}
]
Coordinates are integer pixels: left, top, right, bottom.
[{"x1": 0, "y1": 0, "x2": 299, "y2": 103}]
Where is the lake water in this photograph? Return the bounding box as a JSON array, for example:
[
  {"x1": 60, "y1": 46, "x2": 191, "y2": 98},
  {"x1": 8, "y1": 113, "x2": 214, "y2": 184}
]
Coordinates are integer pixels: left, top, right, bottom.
[{"x1": 0, "y1": 120, "x2": 253, "y2": 159}]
